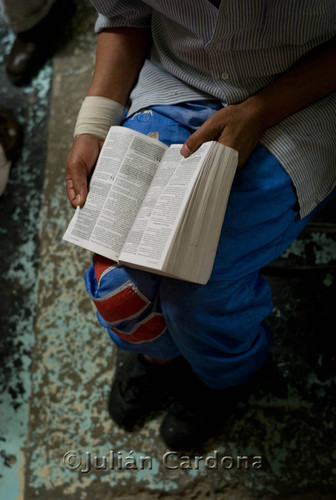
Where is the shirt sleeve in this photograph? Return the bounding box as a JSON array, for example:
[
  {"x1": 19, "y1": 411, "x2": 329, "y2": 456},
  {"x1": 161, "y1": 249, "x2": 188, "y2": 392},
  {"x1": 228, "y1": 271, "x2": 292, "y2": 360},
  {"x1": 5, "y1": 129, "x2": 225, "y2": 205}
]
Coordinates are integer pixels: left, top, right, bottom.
[{"x1": 91, "y1": 0, "x2": 152, "y2": 32}]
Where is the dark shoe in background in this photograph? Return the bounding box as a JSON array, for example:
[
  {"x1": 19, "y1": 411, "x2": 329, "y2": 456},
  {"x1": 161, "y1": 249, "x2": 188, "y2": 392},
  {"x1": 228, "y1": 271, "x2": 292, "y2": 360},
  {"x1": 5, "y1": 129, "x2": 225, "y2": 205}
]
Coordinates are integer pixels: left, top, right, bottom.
[
  {"x1": 6, "y1": 0, "x2": 76, "y2": 86},
  {"x1": 0, "y1": 109, "x2": 23, "y2": 195}
]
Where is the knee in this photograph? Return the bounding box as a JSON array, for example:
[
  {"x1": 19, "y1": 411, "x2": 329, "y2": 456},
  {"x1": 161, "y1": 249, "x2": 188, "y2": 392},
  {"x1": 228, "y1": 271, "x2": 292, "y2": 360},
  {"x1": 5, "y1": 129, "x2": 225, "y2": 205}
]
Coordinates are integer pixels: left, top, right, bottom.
[{"x1": 85, "y1": 255, "x2": 156, "y2": 325}]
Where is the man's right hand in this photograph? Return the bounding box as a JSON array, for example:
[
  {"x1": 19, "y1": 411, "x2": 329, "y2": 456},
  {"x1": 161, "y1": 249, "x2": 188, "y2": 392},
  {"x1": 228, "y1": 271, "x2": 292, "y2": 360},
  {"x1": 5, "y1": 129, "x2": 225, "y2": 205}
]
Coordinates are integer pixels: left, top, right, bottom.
[{"x1": 65, "y1": 134, "x2": 104, "y2": 208}]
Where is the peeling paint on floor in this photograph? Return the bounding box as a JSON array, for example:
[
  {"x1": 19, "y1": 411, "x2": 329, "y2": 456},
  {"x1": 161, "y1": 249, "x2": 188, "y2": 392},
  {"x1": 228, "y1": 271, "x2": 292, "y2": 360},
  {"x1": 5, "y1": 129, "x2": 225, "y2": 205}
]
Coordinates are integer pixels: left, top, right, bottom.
[{"x1": 0, "y1": 23, "x2": 53, "y2": 500}]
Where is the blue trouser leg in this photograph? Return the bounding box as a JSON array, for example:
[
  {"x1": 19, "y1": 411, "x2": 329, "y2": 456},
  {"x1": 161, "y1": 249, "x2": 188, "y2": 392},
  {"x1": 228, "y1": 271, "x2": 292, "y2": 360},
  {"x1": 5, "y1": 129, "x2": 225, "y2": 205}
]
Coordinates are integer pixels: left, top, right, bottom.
[
  {"x1": 85, "y1": 101, "x2": 336, "y2": 390},
  {"x1": 158, "y1": 144, "x2": 307, "y2": 389}
]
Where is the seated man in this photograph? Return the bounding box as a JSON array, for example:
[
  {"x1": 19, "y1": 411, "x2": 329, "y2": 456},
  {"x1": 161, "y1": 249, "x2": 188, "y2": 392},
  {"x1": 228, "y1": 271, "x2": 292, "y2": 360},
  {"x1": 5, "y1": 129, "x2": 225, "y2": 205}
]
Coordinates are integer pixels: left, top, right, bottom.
[{"x1": 65, "y1": 0, "x2": 336, "y2": 449}]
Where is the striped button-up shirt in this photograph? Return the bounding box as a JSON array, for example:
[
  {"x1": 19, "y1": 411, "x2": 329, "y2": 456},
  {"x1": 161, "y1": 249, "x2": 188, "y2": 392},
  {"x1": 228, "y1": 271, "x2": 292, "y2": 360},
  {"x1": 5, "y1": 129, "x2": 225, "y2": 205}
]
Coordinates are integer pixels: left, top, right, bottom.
[{"x1": 91, "y1": 0, "x2": 336, "y2": 217}]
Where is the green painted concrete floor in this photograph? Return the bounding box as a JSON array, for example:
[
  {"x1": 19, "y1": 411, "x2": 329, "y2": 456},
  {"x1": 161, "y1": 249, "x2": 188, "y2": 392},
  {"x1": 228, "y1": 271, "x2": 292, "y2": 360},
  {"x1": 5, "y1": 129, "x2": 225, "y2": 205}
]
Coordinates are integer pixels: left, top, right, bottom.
[{"x1": 0, "y1": 2, "x2": 336, "y2": 499}]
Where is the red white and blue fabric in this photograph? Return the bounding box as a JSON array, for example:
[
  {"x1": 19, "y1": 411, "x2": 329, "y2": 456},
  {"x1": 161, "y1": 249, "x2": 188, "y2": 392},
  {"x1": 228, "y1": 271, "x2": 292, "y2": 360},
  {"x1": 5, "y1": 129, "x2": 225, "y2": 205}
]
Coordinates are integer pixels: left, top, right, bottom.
[{"x1": 85, "y1": 254, "x2": 175, "y2": 351}]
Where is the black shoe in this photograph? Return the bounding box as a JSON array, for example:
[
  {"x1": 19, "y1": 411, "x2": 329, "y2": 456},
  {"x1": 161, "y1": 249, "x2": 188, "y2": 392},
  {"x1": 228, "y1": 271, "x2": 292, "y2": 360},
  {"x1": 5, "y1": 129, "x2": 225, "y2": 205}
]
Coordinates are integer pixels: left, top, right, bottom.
[
  {"x1": 160, "y1": 357, "x2": 281, "y2": 451},
  {"x1": 160, "y1": 380, "x2": 235, "y2": 451},
  {"x1": 108, "y1": 352, "x2": 191, "y2": 431},
  {"x1": 6, "y1": 0, "x2": 76, "y2": 86},
  {"x1": 0, "y1": 109, "x2": 23, "y2": 161},
  {"x1": 0, "y1": 109, "x2": 23, "y2": 195}
]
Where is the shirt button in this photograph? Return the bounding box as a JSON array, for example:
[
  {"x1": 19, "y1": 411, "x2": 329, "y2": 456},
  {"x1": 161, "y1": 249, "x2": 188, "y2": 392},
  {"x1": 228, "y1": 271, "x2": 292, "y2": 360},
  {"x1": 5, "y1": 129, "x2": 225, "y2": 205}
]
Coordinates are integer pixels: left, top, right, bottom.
[
  {"x1": 221, "y1": 72, "x2": 229, "y2": 80},
  {"x1": 214, "y1": 40, "x2": 222, "y2": 49}
]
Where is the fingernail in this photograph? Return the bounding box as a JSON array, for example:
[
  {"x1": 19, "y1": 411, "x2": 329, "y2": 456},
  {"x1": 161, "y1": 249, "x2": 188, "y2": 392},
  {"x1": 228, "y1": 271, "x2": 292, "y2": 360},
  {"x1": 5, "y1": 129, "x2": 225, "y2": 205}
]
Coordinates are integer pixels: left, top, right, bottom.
[
  {"x1": 180, "y1": 144, "x2": 191, "y2": 157},
  {"x1": 75, "y1": 194, "x2": 81, "y2": 206}
]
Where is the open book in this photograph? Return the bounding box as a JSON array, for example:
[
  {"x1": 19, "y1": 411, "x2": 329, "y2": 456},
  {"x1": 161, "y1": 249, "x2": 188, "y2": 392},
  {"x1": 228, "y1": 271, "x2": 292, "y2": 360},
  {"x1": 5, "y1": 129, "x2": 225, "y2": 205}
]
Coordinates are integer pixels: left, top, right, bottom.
[{"x1": 63, "y1": 126, "x2": 238, "y2": 284}]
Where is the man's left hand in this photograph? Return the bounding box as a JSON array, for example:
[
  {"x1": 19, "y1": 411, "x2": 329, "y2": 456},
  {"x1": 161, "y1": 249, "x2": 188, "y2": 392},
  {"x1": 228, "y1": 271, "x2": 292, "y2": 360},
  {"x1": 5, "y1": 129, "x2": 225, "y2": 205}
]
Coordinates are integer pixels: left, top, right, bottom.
[{"x1": 180, "y1": 101, "x2": 265, "y2": 168}]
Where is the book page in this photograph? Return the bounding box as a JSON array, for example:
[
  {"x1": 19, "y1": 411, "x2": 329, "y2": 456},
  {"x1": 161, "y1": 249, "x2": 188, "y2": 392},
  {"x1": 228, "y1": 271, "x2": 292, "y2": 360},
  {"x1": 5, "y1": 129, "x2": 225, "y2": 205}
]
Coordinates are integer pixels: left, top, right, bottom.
[
  {"x1": 165, "y1": 143, "x2": 238, "y2": 283},
  {"x1": 119, "y1": 142, "x2": 212, "y2": 269},
  {"x1": 63, "y1": 127, "x2": 168, "y2": 260}
]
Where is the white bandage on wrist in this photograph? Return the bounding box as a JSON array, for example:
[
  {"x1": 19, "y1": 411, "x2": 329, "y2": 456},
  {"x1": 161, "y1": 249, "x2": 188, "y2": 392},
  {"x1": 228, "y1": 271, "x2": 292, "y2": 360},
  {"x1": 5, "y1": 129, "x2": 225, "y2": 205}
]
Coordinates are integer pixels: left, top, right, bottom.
[{"x1": 74, "y1": 96, "x2": 125, "y2": 139}]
